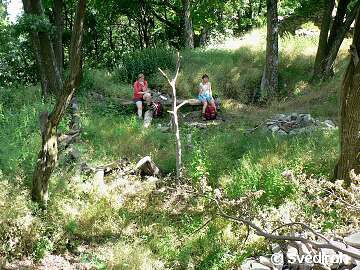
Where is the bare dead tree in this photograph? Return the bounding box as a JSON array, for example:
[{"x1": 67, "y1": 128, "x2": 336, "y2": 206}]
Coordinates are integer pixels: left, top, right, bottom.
[
  {"x1": 158, "y1": 52, "x2": 187, "y2": 181},
  {"x1": 166, "y1": 185, "x2": 360, "y2": 260}
]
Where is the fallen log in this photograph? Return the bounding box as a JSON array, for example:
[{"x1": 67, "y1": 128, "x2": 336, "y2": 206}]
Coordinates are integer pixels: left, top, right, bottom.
[{"x1": 117, "y1": 98, "x2": 201, "y2": 107}]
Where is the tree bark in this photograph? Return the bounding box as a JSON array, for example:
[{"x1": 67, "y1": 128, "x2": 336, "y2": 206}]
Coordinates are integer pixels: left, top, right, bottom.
[
  {"x1": 336, "y1": 8, "x2": 360, "y2": 186},
  {"x1": 29, "y1": 0, "x2": 63, "y2": 95},
  {"x1": 313, "y1": 0, "x2": 360, "y2": 80},
  {"x1": 181, "y1": 0, "x2": 194, "y2": 48},
  {"x1": 260, "y1": 0, "x2": 278, "y2": 101},
  {"x1": 53, "y1": 0, "x2": 64, "y2": 75},
  {"x1": 32, "y1": 0, "x2": 86, "y2": 207},
  {"x1": 22, "y1": 0, "x2": 49, "y2": 97}
]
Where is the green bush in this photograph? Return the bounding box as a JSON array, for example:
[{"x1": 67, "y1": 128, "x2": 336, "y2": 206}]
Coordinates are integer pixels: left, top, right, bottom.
[{"x1": 115, "y1": 48, "x2": 176, "y2": 85}]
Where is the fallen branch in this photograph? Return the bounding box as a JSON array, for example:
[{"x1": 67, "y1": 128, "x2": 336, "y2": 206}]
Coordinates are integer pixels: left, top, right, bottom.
[{"x1": 164, "y1": 185, "x2": 360, "y2": 259}]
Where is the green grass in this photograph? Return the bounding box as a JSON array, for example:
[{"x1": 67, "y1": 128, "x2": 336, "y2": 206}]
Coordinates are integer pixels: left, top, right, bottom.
[{"x1": 0, "y1": 29, "x2": 350, "y2": 269}]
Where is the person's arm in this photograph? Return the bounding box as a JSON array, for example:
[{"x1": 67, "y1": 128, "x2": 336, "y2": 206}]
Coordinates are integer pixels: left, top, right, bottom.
[
  {"x1": 209, "y1": 82, "x2": 213, "y2": 96},
  {"x1": 143, "y1": 81, "x2": 150, "y2": 93},
  {"x1": 134, "y1": 81, "x2": 140, "y2": 96},
  {"x1": 199, "y1": 83, "x2": 203, "y2": 95}
]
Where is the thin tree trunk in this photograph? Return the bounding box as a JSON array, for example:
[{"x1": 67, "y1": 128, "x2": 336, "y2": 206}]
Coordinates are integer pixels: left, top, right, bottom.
[
  {"x1": 313, "y1": 0, "x2": 359, "y2": 80},
  {"x1": 182, "y1": 0, "x2": 194, "y2": 48},
  {"x1": 29, "y1": 0, "x2": 63, "y2": 95},
  {"x1": 260, "y1": 0, "x2": 278, "y2": 101},
  {"x1": 22, "y1": 0, "x2": 49, "y2": 97},
  {"x1": 53, "y1": 0, "x2": 64, "y2": 75},
  {"x1": 336, "y1": 8, "x2": 360, "y2": 186},
  {"x1": 32, "y1": 0, "x2": 86, "y2": 207}
]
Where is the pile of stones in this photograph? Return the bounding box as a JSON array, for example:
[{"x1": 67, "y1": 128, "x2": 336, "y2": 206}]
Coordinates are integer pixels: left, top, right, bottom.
[
  {"x1": 265, "y1": 113, "x2": 336, "y2": 136},
  {"x1": 241, "y1": 232, "x2": 360, "y2": 270}
]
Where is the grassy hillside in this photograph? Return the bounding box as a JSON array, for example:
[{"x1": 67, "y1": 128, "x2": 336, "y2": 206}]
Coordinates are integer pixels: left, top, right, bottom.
[{"x1": 0, "y1": 28, "x2": 352, "y2": 269}]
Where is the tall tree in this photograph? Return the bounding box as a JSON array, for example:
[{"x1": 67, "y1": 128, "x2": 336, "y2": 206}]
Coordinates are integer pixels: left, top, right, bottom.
[
  {"x1": 313, "y1": 0, "x2": 360, "y2": 80},
  {"x1": 22, "y1": 0, "x2": 49, "y2": 96},
  {"x1": 260, "y1": 0, "x2": 278, "y2": 100},
  {"x1": 53, "y1": 0, "x2": 64, "y2": 75},
  {"x1": 335, "y1": 7, "x2": 360, "y2": 185},
  {"x1": 31, "y1": 0, "x2": 86, "y2": 206},
  {"x1": 182, "y1": 0, "x2": 194, "y2": 48},
  {"x1": 23, "y1": 0, "x2": 63, "y2": 96}
]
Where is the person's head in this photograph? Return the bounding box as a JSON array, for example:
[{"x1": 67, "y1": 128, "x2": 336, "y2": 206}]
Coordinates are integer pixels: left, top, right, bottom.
[
  {"x1": 202, "y1": 74, "x2": 209, "y2": 83},
  {"x1": 138, "y1": 73, "x2": 145, "y2": 83},
  {"x1": 143, "y1": 92, "x2": 152, "y2": 103}
]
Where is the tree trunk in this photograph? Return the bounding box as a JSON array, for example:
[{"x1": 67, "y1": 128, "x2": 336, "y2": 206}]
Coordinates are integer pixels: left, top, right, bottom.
[
  {"x1": 182, "y1": 0, "x2": 194, "y2": 48},
  {"x1": 53, "y1": 0, "x2": 63, "y2": 75},
  {"x1": 336, "y1": 8, "x2": 360, "y2": 186},
  {"x1": 32, "y1": 0, "x2": 86, "y2": 207},
  {"x1": 29, "y1": 0, "x2": 63, "y2": 95},
  {"x1": 313, "y1": 0, "x2": 360, "y2": 80},
  {"x1": 22, "y1": 0, "x2": 49, "y2": 97},
  {"x1": 260, "y1": 0, "x2": 278, "y2": 101}
]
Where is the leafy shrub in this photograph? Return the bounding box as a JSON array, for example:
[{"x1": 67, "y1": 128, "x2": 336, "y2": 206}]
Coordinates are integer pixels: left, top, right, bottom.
[{"x1": 114, "y1": 47, "x2": 176, "y2": 85}]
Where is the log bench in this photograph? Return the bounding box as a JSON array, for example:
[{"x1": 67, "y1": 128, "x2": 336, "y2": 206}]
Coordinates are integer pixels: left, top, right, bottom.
[{"x1": 117, "y1": 98, "x2": 202, "y2": 111}]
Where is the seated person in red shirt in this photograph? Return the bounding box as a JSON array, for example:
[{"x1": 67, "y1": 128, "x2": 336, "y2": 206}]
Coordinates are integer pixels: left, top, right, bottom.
[{"x1": 133, "y1": 73, "x2": 150, "y2": 119}]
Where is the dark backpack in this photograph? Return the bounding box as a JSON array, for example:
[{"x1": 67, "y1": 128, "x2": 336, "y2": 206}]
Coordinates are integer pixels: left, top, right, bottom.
[
  {"x1": 153, "y1": 102, "x2": 163, "y2": 118},
  {"x1": 204, "y1": 104, "x2": 217, "y2": 120}
]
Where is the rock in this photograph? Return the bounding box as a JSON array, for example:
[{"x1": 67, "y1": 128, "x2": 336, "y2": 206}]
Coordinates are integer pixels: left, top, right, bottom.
[
  {"x1": 241, "y1": 259, "x2": 257, "y2": 270},
  {"x1": 287, "y1": 245, "x2": 300, "y2": 270},
  {"x1": 250, "y1": 262, "x2": 271, "y2": 270},
  {"x1": 241, "y1": 260, "x2": 271, "y2": 270},
  {"x1": 259, "y1": 256, "x2": 274, "y2": 268},
  {"x1": 323, "y1": 120, "x2": 336, "y2": 129},
  {"x1": 299, "y1": 114, "x2": 313, "y2": 125},
  {"x1": 274, "y1": 114, "x2": 286, "y2": 120},
  {"x1": 266, "y1": 121, "x2": 277, "y2": 126},
  {"x1": 290, "y1": 113, "x2": 298, "y2": 121},
  {"x1": 135, "y1": 156, "x2": 160, "y2": 176},
  {"x1": 269, "y1": 125, "x2": 280, "y2": 132},
  {"x1": 320, "y1": 248, "x2": 341, "y2": 269},
  {"x1": 344, "y1": 232, "x2": 360, "y2": 249},
  {"x1": 277, "y1": 129, "x2": 288, "y2": 136}
]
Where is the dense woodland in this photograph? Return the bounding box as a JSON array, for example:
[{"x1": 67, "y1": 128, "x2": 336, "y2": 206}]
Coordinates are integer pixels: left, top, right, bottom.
[{"x1": 1, "y1": 0, "x2": 360, "y2": 269}]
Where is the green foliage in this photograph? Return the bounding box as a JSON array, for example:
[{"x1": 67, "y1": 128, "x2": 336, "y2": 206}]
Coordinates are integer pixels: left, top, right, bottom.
[
  {"x1": 115, "y1": 47, "x2": 176, "y2": 85},
  {"x1": 17, "y1": 14, "x2": 53, "y2": 34},
  {"x1": 32, "y1": 236, "x2": 54, "y2": 261}
]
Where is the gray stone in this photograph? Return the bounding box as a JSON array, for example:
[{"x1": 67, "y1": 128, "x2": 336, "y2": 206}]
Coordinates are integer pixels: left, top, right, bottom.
[
  {"x1": 344, "y1": 232, "x2": 360, "y2": 249},
  {"x1": 290, "y1": 113, "x2": 299, "y2": 121},
  {"x1": 241, "y1": 259, "x2": 257, "y2": 270},
  {"x1": 250, "y1": 262, "x2": 271, "y2": 270},
  {"x1": 277, "y1": 129, "x2": 288, "y2": 136},
  {"x1": 269, "y1": 125, "x2": 280, "y2": 132},
  {"x1": 287, "y1": 245, "x2": 299, "y2": 269},
  {"x1": 320, "y1": 248, "x2": 340, "y2": 269},
  {"x1": 274, "y1": 114, "x2": 286, "y2": 120},
  {"x1": 299, "y1": 114, "x2": 313, "y2": 125},
  {"x1": 323, "y1": 119, "x2": 336, "y2": 129},
  {"x1": 259, "y1": 256, "x2": 274, "y2": 268}
]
